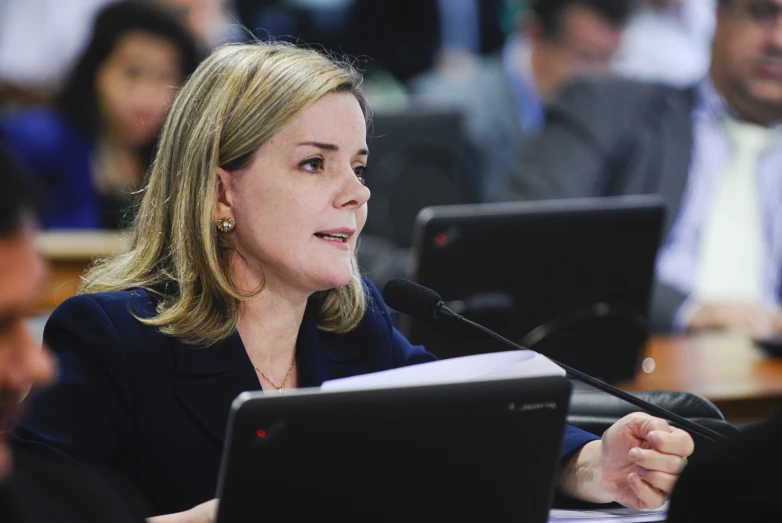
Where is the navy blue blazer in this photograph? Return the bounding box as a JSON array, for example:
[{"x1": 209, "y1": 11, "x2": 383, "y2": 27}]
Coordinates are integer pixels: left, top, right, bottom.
[{"x1": 14, "y1": 277, "x2": 597, "y2": 515}]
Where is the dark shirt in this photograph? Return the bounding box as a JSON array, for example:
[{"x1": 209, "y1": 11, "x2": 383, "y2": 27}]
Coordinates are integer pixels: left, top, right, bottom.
[{"x1": 0, "y1": 447, "x2": 147, "y2": 523}]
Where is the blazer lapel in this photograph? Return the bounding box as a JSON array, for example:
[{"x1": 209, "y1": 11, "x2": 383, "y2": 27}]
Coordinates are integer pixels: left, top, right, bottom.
[
  {"x1": 295, "y1": 298, "x2": 367, "y2": 387},
  {"x1": 173, "y1": 332, "x2": 260, "y2": 444},
  {"x1": 295, "y1": 304, "x2": 330, "y2": 387},
  {"x1": 173, "y1": 297, "x2": 372, "y2": 441}
]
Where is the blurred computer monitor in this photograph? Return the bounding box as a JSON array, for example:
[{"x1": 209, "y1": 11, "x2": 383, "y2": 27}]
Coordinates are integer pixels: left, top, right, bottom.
[
  {"x1": 401, "y1": 195, "x2": 665, "y2": 383},
  {"x1": 363, "y1": 105, "x2": 479, "y2": 249}
]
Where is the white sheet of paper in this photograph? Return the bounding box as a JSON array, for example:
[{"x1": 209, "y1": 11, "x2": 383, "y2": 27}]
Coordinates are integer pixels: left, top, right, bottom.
[
  {"x1": 321, "y1": 350, "x2": 565, "y2": 392},
  {"x1": 548, "y1": 501, "x2": 668, "y2": 522}
]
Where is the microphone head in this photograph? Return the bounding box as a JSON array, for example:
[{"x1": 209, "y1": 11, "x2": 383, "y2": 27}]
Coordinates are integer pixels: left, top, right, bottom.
[{"x1": 382, "y1": 279, "x2": 443, "y2": 319}]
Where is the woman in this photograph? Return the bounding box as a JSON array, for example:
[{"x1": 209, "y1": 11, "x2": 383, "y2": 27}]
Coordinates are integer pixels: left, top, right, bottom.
[
  {"x1": 13, "y1": 42, "x2": 692, "y2": 522},
  {"x1": 1, "y1": 0, "x2": 200, "y2": 229}
]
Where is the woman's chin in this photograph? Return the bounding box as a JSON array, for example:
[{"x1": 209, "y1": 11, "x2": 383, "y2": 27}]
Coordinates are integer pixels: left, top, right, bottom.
[{"x1": 313, "y1": 269, "x2": 354, "y2": 292}]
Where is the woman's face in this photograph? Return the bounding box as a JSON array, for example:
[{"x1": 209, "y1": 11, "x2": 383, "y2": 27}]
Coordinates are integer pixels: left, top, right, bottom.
[
  {"x1": 95, "y1": 31, "x2": 182, "y2": 147},
  {"x1": 217, "y1": 92, "x2": 370, "y2": 297}
]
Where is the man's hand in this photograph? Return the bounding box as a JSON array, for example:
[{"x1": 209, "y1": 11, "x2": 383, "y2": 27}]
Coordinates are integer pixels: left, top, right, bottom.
[
  {"x1": 687, "y1": 301, "x2": 782, "y2": 336},
  {"x1": 559, "y1": 413, "x2": 694, "y2": 509}
]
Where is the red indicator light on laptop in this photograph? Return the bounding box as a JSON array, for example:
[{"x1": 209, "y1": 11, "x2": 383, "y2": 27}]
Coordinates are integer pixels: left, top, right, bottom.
[
  {"x1": 433, "y1": 232, "x2": 448, "y2": 246},
  {"x1": 256, "y1": 429, "x2": 267, "y2": 438}
]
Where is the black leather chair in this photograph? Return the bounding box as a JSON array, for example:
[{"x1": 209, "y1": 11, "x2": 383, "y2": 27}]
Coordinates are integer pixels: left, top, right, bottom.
[{"x1": 567, "y1": 389, "x2": 741, "y2": 456}]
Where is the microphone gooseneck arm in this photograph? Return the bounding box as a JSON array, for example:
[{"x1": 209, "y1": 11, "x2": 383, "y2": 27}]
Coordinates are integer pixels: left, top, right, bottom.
[{"x1": 434, "y1": 301, "x2": 729, "y2": 444}]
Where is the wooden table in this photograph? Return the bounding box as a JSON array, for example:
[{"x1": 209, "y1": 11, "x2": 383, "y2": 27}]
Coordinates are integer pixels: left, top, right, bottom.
[
  {"x1": 620, "y1": 334, "x2": 782, "y2": 423},
  {"x1": 35, "y1": 230, "x2": 131, "y2": 312}
]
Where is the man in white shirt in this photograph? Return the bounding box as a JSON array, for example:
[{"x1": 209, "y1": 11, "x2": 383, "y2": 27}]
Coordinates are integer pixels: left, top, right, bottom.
[{"x1": 509, "y1": 0, "x2": 782, "y2": 335}]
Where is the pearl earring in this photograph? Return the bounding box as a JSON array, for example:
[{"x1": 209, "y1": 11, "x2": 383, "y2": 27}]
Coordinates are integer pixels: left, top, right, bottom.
[{"x1": 216, "y1": 216, "x2": 235, "y2": 232}]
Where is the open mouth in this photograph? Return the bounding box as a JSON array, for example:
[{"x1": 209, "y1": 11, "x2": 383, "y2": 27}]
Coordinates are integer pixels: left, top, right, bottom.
[{"x1": 314, "y1": 232, "x2": 350, "y2": 243}]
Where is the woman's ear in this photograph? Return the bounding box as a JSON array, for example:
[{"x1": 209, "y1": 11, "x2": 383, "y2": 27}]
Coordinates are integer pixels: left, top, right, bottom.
[{"x1": 214, "y1": 167, "x2": 233, "y2": 221}]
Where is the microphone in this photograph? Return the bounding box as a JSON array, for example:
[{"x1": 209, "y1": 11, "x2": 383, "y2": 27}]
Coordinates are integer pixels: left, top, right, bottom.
[{"x1": 383, "y1": 278, "x2": 728, "y2": 444}]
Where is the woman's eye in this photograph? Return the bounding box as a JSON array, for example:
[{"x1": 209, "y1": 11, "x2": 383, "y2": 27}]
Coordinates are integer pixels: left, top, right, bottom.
[
  {"x1": 300, "y1": 158, "x2": 324, "y2": 172},
  {"x1": 354, "y1": 165, "x2": 367, "y2": 185}
]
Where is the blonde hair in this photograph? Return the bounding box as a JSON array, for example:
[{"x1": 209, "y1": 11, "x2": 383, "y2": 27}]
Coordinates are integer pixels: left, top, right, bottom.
[{"x1": 79, "y1": 42, "x2": 369, "y2": 346}]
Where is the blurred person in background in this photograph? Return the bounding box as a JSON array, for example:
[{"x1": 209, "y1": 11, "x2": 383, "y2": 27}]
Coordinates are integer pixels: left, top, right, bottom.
[
  {"x1": 1, "y1": 0, "x2": 200, "y2": 230},
  {"x1": 153, "y1": 0, "x2": 244, "y2": 52},
  {"x1": 234, "y1": 0, "x2": 356, "y2": 50},
  {"x1": 0, "y1": 0, "x2": 115, "y2": 106},
  {"x1": 508, "y1": 0, "x2": 782, "y2": 335},
  {"x1": 410, "y1": 0, "x2": 632, "y2": 202},
  {"x1": 613, "y1": 0, "x2": 717, "y2": 86},
  {"x1": 235, "y1": 1, "x2": 505, "y2": 111},
  {"x1": 0, "y1": 144, "x2": 148, "y2": 522},
  {"x1": 342, "y1": 0, "x2": 505, "y2": 86}
]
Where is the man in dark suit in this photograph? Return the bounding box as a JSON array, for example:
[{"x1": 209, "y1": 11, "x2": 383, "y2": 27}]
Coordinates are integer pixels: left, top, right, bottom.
[
  {"x1": 0, "y1": 146, "x2": 148, "y2": 522},
  {"x1": 666, "y1": 408, "x2": 782, "y2": 521},
  {"x1": 509, "y1": 0, "x2": 782, "y2": 334},
  {"x1": 410, "y1": 0, "x2": 632, "y2": 202}
]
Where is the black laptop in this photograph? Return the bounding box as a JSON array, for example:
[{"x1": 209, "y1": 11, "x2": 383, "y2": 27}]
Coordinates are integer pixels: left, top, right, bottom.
[
  {"x1": 401, "y1": 195, "x2": 665, "y2": 383},
  {"x1": 214, "y1": 372, "x2": 571, "y2": 522}
]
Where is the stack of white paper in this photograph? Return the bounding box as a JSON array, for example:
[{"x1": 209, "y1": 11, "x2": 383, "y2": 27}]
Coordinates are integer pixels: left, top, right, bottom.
[
  {"x1": 321, "y1": 350, "x2": 565, "y2": 392},
  {"x1": 548, "y1": 501, "x2": 668, "y2": 522}
]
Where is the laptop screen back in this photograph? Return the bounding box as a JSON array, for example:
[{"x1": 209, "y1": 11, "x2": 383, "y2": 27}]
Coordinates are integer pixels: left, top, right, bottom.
[{"x1": 215, "y1": 376, "x2": 571, "y2": 523}]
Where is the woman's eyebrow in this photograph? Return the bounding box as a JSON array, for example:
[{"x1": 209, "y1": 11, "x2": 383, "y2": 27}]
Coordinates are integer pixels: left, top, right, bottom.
[{"x1": 296, "y1": 141, "x2": 368, "y2": 156}]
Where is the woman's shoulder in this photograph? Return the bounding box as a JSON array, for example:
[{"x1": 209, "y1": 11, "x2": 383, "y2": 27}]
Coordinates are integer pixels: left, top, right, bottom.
[
  {"x1": 38, "y1": 290, "x2": 172, "y2": 386},
  {"x1": 49, "y1": 289, "x2": 157, "y2": 332},
  {"x1": 57, "y1": 287, "x2": 154, "y2": 307}
]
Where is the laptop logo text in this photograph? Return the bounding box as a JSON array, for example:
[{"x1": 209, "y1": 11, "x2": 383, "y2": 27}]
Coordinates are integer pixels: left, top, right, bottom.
[{"x1": 507, "y1": 402, "x2": 557, "y2": 412}]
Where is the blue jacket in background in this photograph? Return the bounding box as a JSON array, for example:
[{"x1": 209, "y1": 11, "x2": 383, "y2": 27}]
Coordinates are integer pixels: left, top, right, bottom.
[{"x1": 2, "y1": 108, "x2": 100, "y2": 229}]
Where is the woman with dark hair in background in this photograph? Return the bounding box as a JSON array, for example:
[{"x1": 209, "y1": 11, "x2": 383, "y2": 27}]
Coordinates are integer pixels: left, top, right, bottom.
[{"x1": 1, "y1": 0, "x2": 200, "y2": 230}]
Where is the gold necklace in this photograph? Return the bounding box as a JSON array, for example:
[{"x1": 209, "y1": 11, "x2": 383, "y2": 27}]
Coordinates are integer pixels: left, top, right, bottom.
[{"x1": 253, "y1": 351, "x2": 296, "y2": 393}]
